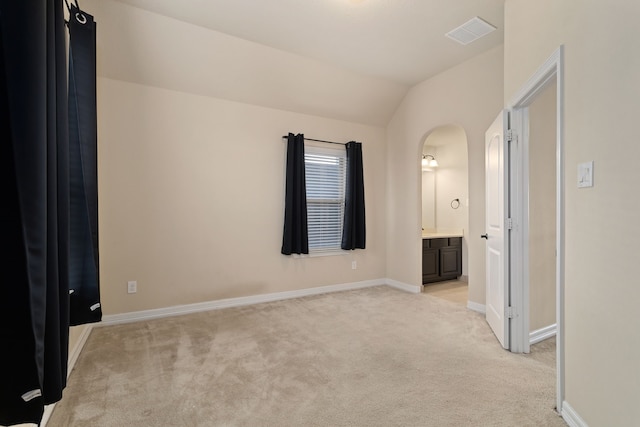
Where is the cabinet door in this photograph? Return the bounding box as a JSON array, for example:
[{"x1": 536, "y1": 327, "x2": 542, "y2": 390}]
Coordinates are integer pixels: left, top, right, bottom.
[
  {"x1": 422, "y1": 248, "x2": 439, "y2": 283},
  {"x1": 440, "y1": 246, "x2": 461, "y2": 279}
]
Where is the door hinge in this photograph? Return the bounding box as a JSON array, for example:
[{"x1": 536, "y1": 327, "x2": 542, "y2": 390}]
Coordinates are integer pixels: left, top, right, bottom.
[
  {"x1": 506, "y1": 129, "x2": 517, "y2": 143},
  {"x1": 506, "y1": 306, "x2": 515, "y2": 319},
  {"x1": 505, "y1": 218, "x2": 513, "y2": 230}
]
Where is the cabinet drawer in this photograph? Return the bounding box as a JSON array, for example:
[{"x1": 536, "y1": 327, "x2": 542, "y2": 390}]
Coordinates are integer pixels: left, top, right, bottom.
[
  {"x1": 448, "y1": 237, "x2": 462, "y2": 247},
  {"x1": 429, "y1": 238, "x2": 448, "y2": 249}
]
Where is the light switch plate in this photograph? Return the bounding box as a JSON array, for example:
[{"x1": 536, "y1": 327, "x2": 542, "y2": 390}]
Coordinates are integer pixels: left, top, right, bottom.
[{"x1": 577, "y1": 161, "x2": 594, "y2": 188}]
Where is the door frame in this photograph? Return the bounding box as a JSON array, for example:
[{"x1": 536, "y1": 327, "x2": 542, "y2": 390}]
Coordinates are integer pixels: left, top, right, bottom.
[{"x1": 507, "y1": 46, "x2": 565, "y2": 413}]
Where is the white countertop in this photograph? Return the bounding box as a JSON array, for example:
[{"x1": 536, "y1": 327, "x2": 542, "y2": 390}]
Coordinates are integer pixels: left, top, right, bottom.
[{"x1": 422, "y1": 231, "x2": 464, "y2": 239}]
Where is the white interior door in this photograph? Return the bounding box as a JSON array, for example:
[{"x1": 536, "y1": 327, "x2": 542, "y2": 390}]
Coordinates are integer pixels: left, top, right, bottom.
[{"x1": 484, "y1": 111, "x2": 510, "y2": 349}]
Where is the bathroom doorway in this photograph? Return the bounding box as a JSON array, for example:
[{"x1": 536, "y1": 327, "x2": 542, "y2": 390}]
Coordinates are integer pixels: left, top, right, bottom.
[{"x1": 420, "y1": 124, "x2": 469, "y2": 295}]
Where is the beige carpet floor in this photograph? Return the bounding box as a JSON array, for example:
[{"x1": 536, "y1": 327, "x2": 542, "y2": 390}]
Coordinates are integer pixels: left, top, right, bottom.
[{"x1": 48, "y1": 286, "x2": 565, "y2": 426}]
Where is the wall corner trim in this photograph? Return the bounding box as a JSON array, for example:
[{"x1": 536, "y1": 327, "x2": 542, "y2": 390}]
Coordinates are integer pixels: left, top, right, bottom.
[
  {"x1": 529, "y1": 323, "x2": 557, "y2": 345},
  {"x1": 467, "y1": 301, "x2": 486, "y2": 314},
  {"x1": 562, "y1": 401, "x2": 589, "y2": 427},
  {"x1": 67, "y1": 324, "x2": 94, "y2": 373}
]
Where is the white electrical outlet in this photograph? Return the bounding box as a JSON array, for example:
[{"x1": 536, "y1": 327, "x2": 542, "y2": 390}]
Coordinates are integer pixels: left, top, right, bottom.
[
  {"x1": 352, "y1": 261, "x2": 357, "y2": 270},
  {"x1": 127, "y1": 280, "x2": 137, "y2": 294}
]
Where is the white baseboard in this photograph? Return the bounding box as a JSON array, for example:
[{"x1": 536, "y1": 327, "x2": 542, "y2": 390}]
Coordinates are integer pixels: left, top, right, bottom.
[
  {"x1": 41, "y1": 401, "x2": 55, "y2": 426},
  {"x1": 101, "y1": 279, "x2": 391, "y2": 326},
  {"x1": 529, "y1": 323, "x2": 557, "y2": 345},
  {"x1": 41, "y1": 323, "x2": 94, "y2": 427},
  {"x1": 562, "y1": 401, "x2": 589, "y2": 427},
  {"x1": 67, "y1": 324, "x2": 94, "y2": 373},
  {"x1": 385, "y1": 279, "x2": 422, "y2": 294},
  {"x1": 459, "y1": 275, "x2": 469, "y2": 283},
  {"x1": 467, "y1": 301, "x2": 486, "y2": 314}
]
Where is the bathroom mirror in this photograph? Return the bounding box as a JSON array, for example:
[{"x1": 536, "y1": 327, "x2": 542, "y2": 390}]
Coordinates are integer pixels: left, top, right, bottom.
[{"x1": 421, "y1": 125, "x2": 468, "y2": 234}]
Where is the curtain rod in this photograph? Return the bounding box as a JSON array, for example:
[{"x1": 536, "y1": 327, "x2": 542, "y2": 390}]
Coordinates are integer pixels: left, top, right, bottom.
[{"x1": 281, "y1": 135, "x2": 346, "y2": 146}]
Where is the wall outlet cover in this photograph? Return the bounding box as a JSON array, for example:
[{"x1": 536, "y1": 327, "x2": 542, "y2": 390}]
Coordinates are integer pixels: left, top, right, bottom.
[{"x1": 127, "y1": 280, "x2": 137, "y2": 294}]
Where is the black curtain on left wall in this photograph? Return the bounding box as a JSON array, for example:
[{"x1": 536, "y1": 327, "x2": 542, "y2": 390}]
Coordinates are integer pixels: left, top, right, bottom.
[
  {"x1": 68, "y1": 4, "x2": 102, "y2": 326},
  {"x1": 281, "y1": 133, "x2": 309, "y2": 255},
  {"x1": 0, "y1": 1, "x2": 95, "y2": 424}
]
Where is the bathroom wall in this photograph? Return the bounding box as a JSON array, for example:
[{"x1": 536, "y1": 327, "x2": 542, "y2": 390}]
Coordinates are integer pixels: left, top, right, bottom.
[
  {"x1": 432, "y1": 129, "x2": 468, "y2": 235},
  {"x1": 421, "y1": 173, "x2": 436, "y2": 231}
]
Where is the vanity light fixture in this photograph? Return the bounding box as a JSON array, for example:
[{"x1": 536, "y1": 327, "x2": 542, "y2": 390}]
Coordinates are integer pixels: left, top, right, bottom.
[{"x1": 422, "y1": 154, "x2": 438, "y2": 168}]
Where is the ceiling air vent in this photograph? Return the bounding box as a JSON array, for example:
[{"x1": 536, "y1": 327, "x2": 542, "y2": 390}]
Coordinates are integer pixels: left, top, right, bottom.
[{"x1": 445, "y1": 16, "x2": 497, "y2": 45}]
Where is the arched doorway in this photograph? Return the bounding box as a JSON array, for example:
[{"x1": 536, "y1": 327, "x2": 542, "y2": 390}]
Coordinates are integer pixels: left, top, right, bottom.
[{"x1": 420, "y1": 124, "x2": 469, "y2": 303}]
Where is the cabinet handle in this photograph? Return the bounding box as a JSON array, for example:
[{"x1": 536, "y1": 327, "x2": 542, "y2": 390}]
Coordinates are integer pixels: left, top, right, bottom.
[{"x1": 480, "y1": 234, "x2": 488, "y2": 239}]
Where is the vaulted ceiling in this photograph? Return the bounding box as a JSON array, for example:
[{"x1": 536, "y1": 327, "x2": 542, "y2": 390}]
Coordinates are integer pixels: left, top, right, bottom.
[
  {"x1": 90, "y1": 0, "x2": 505, "y2": 125},
  {"x1": 113, "y1": 0, "x2": 504, "y2": 85}
]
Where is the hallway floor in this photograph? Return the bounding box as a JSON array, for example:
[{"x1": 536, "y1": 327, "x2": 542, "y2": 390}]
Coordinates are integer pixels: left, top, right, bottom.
[
  {"x1": 422, "y1": 279, "x2": 557, "y2": 367},
  {"x1": 422, "y1": 279, "x2": 468, "y2": 305}
]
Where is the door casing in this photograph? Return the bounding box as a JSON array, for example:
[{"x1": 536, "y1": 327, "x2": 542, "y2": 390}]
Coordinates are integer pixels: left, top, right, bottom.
[{"x1": 506, "y1": 46, "x2": 565, "y2": 413}]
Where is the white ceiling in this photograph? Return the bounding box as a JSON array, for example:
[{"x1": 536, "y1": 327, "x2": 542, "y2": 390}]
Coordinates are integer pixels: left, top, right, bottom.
[
  {"x1": 113, "y1": 0, "x2": 505, "y2": 86},
  {"x1": 89, "y1": 0, "x2": 504, "y2": 126}
]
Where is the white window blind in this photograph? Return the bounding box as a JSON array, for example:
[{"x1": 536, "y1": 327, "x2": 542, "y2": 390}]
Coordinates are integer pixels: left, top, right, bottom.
[{"x1": 305, "y1": 145, "x2": 346, "y2": 253}]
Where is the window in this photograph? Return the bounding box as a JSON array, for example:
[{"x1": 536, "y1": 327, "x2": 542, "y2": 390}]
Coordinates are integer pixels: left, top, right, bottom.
[{"x1": 305, "y1": 145, "x2": 346, "y2": 253}]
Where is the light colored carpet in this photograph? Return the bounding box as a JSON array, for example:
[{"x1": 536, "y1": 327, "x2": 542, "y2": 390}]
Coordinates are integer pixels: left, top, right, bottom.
[{"x1": 48, "y1": 286, "x2": 565, "y2": 426}]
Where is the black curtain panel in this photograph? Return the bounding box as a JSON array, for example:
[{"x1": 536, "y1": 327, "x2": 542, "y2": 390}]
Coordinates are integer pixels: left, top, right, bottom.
[
  {"x1": 281, "y1": 133, "x2": 309, "y2": 255},
  {"x1": 342, "y1": 141, "x2": 366, "y2": 250},
  {"x1": 68, "y1": 4, "x2": 102, "y2": 326},
  {"x1": 0, "y1": 0, "x2": 70, "y2": 424}
]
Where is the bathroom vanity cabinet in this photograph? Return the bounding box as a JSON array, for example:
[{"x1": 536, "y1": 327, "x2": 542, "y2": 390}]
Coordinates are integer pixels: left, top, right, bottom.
[{"x1": 422, "y1": 237, "x2": 462, "y2": 284}]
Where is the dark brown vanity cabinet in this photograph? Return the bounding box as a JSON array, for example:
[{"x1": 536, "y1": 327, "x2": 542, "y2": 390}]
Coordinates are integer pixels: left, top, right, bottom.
[{"x1": 422, "y1": 237, "x2": 462, "y2": 284}]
